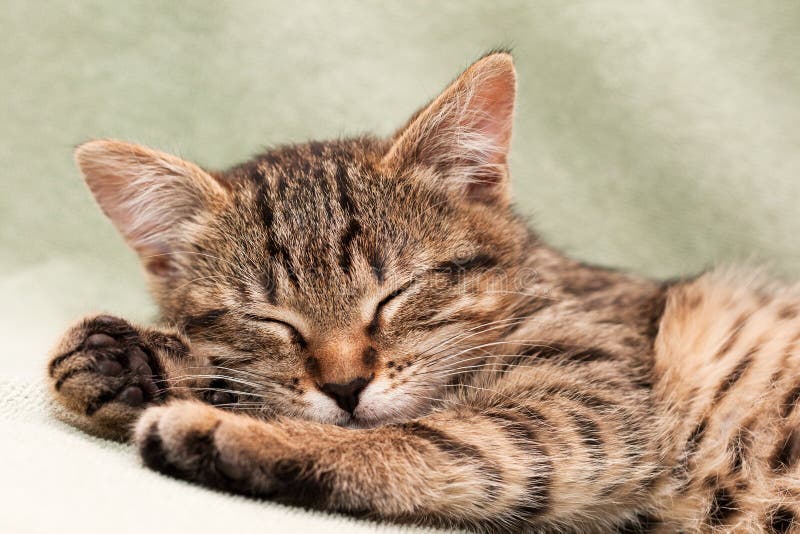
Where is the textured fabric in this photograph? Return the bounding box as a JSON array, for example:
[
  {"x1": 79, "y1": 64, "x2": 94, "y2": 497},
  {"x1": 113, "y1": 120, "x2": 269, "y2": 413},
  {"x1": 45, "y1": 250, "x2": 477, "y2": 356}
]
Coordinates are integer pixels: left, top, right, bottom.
[
  {"x1": 0, "y1": 378, "x2": 398, "y2": 533},
  {"x1": 1, "y1": 1, "x2": 798, "y2": 532}
]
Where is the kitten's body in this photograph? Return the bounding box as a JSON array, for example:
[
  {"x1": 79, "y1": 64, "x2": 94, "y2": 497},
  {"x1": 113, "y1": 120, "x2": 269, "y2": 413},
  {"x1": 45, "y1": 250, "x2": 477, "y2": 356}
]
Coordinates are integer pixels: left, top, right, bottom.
[{"x1": 47, "y1": 53, "x2": 800, "y2": 532}]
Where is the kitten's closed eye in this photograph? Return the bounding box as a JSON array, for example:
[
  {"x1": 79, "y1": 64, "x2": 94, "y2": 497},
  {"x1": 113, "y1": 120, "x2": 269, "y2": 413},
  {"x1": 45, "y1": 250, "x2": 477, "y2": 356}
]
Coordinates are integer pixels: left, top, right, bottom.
[
  {"x1": 243, "y1": 314, "x2": 306, "y2": 346},
  {"x1": 369, "y1": 282, "x2": 413, "y2": 334}
]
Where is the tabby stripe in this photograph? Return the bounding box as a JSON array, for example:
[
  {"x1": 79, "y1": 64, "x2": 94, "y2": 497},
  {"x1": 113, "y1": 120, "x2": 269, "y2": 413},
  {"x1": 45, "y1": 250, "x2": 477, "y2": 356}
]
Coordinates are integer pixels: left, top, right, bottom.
[
  {"x1": 335, "y1": 165, "x2": 354, "y2": 214},
  {"x1": 684, "y1": 419, "x2": 708, "y2": 454},
  {"x1": 368, "y1": 251, "x2": 386, "y2": 283},
  {"x1": 685, "y1": 419, "x2": 708, "y2": 456},
  {"x1": 772, "y1": 332, "x2": 800, "y2": 386},
  {"x1": 501, "y1": 319, "x2": 527, "y2": 337},
  {"x1": 568, "y1": 347, "x2": 616, "y2": 363},
  {"x1": 362, "y1": 347, "x2": 377, "y2": 366},
  {"x1": 518, "y1": 343, "x2": 568, "y2": 359},
  {"x1": 707, "y1": 487, "x2": 738, "y2": 526},
  {"x1": 182, "y1": 308, "x2": 229, "y2": 335},
  {"x1": 403, "y1": 421, "x2": 503, "y2": 501},
  {"x1": 491, "y1": 403, "x2": 551, "y2": 430},
  {"x1": 562, "y1": 275, "x2": 614, "y2": 296},
  {"x1": 339, "y1": 219, "x2": 362, "y2": 275},
  {"x1": 569, "y1": 411, "x2": 605, "y2": 471},
  {"x1": 615, "y1": 512, "x2": 661, "y2": 533},
  {"x1": 712, "y1": 349, "x2": 755, "y2": 405},
  {"x1": 140, "y1": 422, "x2": 181, "y2": 478},
  {"x1": 620, "y1": 413, "x2": 649, "y2": 464},
  {"x1": 782, "y1": 384, "x2": 800, "y2": 418},
  {"x1": 621, "y1": 336, "x2": 642, "y2": 349},
  {"x1": 513, "y1": 297, "x2": 555, "y2": 320},
  {"x1": 770, "y1": 428, "x2": 800, "y2": 472},
  {"x1": 415, "y1": 317, "x2": 461, "y2": 331},
  {"x1": 272, "y1": 457, "x2": 335, "y2": 507},
  {"x1": 767, "y1": 506, "x2": 797, "y2": 534},
  {"x1": 267, "y1": 241, "x2": 299, "y2": 286},
  {"x1": 315, "y1": 167, "x2": 335, "y2": 220},
  {"x1": 484, "y1": 411, "x2": 537, "y2": 443},
  {"x1": 274, "y1": 173, "x2": 288, "y2": 194},
  {"x1": 730, "y1": 422, "x2": 753, "y2": 473},
  {"x1": 484, "y1": 412, "x2": 552, "y2": 522},
  {"x1": 714, "y1": 313, "x2": 748, "y2": 359},
  {"x1": 675, "y1": 419, "x2": 708, "y2": 486},
  {"x1": 432, "y1": 254, "x2": 498, "y2": 278},
  {"x1": 418, "y1": 310, "x2": 490, "y2": 331},
  {"x1": 518, "y1": 344, "x2": 616, "y2": 364},
  {"x1": 259, "y1": 182, "x2": 298, "y2": 286},
  {"x1": 540, "y1": 385, "x2": 611, "y2": 410},
  {"x1": 209, "y1": 355, "x2": 260, "y2": 367},
  {"x1": 140, "y1": 421, "x2": 240, "y2": 493},
  {"x1": 256, "y1": 183, "x2": 274, "y2": 228}
]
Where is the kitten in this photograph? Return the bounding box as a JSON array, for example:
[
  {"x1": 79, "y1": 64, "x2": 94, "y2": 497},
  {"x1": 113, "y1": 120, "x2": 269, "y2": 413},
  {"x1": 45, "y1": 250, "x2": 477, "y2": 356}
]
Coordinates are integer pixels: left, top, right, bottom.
[{"x1": 48, "y1": 51, "x2": 800, "y2": 533}]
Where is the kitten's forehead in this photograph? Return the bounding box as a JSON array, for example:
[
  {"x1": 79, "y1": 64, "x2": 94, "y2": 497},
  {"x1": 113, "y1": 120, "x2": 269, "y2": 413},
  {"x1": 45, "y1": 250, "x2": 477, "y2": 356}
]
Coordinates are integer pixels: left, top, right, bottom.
[{"x1": 221, "y1": 139, "x2": 461, "y2": 323}]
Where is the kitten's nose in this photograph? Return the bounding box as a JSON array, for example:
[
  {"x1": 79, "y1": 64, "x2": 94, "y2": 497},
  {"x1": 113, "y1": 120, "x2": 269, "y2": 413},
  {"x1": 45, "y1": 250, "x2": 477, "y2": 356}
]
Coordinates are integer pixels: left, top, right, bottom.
[{"x1": 320, "y1": 377, "x2": 371, "y2": 414}]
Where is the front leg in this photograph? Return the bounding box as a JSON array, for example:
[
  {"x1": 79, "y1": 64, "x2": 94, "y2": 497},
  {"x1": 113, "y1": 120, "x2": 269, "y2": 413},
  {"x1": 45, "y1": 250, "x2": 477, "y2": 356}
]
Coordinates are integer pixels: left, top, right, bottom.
[
  {"x1": 134, "y1": 377, "x2": 666, "y2": 531},
  {"x1": 47, "y1": 314, "x2": 208, "y2": 439}
]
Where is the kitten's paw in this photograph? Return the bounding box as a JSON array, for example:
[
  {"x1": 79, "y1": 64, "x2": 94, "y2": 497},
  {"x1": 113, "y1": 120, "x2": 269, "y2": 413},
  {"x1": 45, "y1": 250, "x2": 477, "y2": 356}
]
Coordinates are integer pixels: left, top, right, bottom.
[
  {"x1": 135, "y1": 402, "x2": 305, "y2": 500},
  {"x1": 48, "y1": 315, "x2": 164, "y2": 423},
  {"x1": 134, "y1": 401, "x2": 260, "y2": 493}
]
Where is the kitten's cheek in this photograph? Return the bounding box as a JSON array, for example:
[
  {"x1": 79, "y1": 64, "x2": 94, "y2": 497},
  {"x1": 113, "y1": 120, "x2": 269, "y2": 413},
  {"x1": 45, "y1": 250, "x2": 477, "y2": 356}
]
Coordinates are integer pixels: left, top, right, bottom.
[{"x1": 355, "y1": 378, "x2": 426, "y2": 425}]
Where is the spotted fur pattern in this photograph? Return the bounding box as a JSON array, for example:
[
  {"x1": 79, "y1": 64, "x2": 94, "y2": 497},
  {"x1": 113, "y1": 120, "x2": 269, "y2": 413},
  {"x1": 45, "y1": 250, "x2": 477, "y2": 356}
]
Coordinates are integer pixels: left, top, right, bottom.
[{"x1": 47, "y1": 52, "x2": 800, "y2": 532}]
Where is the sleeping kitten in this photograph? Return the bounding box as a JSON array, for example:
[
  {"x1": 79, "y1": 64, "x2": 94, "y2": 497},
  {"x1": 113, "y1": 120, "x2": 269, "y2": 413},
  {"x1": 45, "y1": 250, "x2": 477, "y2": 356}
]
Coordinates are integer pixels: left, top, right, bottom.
[{"x1": 48, "y1": 51, "x2": 800, "y2": 532}]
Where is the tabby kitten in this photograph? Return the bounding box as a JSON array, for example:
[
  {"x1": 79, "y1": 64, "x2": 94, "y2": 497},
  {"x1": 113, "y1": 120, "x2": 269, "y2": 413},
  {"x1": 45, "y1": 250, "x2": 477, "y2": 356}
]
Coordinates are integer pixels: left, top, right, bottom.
[{"x1": 48, "y1": 52, "x2": 800, "y2": 533}]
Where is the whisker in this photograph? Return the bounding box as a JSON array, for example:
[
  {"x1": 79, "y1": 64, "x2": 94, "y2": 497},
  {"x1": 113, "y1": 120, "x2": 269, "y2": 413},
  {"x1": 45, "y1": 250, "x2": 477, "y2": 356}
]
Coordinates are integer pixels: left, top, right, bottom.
[
  {"x1": 410, "y1": 348, "x2": 573, "y2": 378},
  {"x1": 411, "y1": 315, "x2": 542, "y2": 363},
  {"x1": 419, "y1": 339, "x2": 567, "y2": 370},
  {"x1": 161, "y1": 373, "x2": 264, "y2": 390},
  {"x1": 168, "y1": 385, "x2": 274, "y2": 400}
]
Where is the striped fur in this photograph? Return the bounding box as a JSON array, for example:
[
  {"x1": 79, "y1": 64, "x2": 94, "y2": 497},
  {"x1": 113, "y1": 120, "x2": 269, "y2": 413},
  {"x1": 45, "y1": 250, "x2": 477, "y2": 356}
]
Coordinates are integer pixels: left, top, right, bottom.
[{"x1": 47, "y1": 52, "x2": 800, "y2": 532}]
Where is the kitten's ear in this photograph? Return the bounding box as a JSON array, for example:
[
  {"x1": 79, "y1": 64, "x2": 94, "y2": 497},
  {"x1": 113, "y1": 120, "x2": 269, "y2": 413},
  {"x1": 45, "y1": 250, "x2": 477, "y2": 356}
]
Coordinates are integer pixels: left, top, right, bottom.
[
  {"x1": 75, "y1": 139, "x2": 227, "y2": 276},
  {"x1": 381, "y1": 51, "x2": 516, "y2": 204}
]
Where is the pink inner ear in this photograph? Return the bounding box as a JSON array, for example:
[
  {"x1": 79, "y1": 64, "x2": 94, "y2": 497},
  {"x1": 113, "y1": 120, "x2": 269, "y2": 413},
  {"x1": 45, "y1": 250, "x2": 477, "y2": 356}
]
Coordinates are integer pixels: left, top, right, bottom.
[
  {"x1": 88, "y1": 170, "x2": 181, "y2": 276},
  {"x1": 75, "y1": 139, "x2": 225, "y2": 277},
  {"x1": 459, "y1": 68, "x2": 516, "y2": 201},
  {"x1": 382, "y1": 53, "x2": 517, "y2": 204},
  {"x1": 82, "y1": 164, "x2": 175, "y2": 257},
  {"x1": 459, "y1": 67, "x2": 516, "y2": 167}
]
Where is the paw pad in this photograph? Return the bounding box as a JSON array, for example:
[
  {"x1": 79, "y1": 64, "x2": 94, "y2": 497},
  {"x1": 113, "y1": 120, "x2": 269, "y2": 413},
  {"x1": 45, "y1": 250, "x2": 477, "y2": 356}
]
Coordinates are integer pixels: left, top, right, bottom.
[{"x1": 50, "y1": 315, "x2": 164, "y2": 415}]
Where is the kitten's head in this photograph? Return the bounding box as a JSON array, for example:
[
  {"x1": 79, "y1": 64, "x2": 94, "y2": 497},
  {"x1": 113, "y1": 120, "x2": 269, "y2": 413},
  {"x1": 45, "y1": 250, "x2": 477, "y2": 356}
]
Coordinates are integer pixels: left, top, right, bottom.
[{"x1": 77, "y1": 52, "x2": 535, "y2": 426}]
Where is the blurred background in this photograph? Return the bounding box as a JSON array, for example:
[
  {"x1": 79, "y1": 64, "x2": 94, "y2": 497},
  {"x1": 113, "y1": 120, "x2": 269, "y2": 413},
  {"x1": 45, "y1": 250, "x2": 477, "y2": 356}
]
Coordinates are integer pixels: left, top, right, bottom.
[{"x1": 2, "y1": 0, "x2": 799, "y2": 379}]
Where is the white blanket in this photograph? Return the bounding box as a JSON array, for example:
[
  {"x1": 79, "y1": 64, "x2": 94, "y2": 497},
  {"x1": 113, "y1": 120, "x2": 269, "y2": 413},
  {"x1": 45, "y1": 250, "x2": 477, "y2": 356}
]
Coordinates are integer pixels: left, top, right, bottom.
[{"x1": 0, "y1": 377, "x2": 425, "y2": 533}]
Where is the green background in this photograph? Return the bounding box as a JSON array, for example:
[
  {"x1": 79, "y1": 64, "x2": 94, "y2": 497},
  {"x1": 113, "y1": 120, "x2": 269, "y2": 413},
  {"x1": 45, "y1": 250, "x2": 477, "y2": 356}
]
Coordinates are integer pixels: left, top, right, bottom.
[{"x1": 2, "y1": 1, "x2": 799, "y2": 380}]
